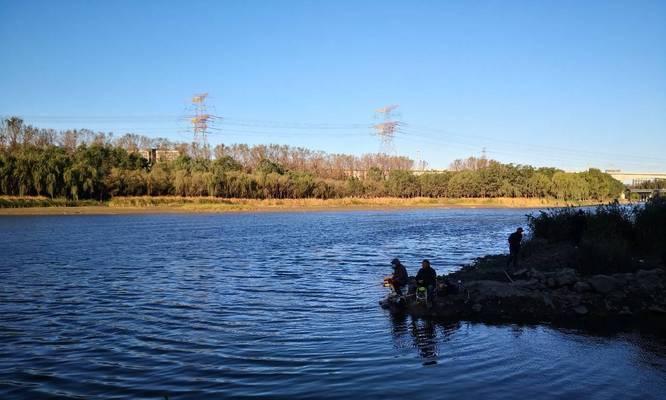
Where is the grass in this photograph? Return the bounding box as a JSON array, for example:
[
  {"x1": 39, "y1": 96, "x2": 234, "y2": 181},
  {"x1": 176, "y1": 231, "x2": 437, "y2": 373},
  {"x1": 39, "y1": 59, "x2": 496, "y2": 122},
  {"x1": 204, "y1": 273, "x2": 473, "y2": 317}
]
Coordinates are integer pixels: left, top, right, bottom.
[
  {"x1": 0, "y1": 196, "x2": 100, "y2": 208},
  {"x1": 0, "y1": 195, "x2": 608, "y2": 215}
]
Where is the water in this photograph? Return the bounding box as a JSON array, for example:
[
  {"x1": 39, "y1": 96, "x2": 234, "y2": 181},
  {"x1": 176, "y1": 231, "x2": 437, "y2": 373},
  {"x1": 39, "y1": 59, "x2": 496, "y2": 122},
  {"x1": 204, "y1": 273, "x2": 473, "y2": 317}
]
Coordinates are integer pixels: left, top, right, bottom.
[{"x1": 1, "y1": 209, "x2": 665, "y2": 399}]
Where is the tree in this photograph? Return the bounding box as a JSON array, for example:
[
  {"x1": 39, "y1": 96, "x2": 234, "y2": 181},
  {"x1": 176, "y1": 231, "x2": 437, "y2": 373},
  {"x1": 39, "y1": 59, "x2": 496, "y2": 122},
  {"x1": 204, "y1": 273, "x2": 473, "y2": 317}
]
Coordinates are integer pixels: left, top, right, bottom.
[
  {"x1": 0, "y1": 119, "x2": 625, "y2": 202},
  {"x1": 257, "y1": 159, "x2": 285, "y2": 175},
  {"x1": 386, "y1": 170, "x2": 419, "y2": 197}
]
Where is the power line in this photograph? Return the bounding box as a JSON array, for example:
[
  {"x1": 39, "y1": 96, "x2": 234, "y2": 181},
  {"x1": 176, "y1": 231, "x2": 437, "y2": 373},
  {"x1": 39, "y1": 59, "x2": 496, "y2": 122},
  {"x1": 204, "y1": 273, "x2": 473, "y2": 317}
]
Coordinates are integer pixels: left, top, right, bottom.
[
  {"x1": 406, "y1": 124, "x2": 666, "y2": 163},
  {"x1": 395, "y1": 129, "x2": 665, "y2": 170},
  {"x1": 3, "y1": 113, "x2": 663, "y2": 169}
]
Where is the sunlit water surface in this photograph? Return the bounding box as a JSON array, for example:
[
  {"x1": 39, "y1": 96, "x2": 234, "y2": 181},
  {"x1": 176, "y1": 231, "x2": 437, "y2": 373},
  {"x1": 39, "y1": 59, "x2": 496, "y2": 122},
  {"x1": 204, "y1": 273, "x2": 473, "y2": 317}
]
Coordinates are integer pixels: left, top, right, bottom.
[{"x1": 1, "y1": 209, "x2": 665, "y2": 399}]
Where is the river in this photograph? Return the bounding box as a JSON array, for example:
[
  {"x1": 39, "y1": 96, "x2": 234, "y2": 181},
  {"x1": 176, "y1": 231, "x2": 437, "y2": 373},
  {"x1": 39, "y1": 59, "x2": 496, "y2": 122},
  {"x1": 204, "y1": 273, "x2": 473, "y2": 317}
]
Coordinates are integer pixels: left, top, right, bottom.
[{"x1": 1, "y1": 209, "x2": 665, "y2": 399}]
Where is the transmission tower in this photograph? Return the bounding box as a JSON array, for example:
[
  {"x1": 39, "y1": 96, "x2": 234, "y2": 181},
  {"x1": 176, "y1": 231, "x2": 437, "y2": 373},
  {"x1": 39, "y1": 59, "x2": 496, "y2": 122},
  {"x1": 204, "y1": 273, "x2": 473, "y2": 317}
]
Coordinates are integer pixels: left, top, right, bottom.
[
  {"x1": 416, "y1": 149, "x2": 426, "y2": 171},
  {"x1": 190, "y1": 93, "x2": 213, "y2": 148},
  {"x1": 373, "y1": 104, "x2": 401, "y2": 154}
]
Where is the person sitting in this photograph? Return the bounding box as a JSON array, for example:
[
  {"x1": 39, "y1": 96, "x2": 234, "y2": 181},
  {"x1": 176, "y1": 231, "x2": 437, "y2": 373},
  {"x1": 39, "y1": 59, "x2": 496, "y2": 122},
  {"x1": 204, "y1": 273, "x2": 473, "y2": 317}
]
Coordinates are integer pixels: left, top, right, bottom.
[
  {"x1": 389, "y1": 258, "x2": 408, "y2": 296},
  {"x1": 415, "y1": 259, "x2": 437, "y2": 302},
  {"x1": 506, "y1": 227, "x2": 524, "y2": 269}
]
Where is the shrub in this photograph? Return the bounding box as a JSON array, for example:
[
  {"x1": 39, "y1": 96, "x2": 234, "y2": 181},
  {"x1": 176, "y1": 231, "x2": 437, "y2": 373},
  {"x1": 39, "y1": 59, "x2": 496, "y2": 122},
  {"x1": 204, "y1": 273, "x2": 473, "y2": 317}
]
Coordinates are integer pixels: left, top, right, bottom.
[
  {"x1": 576, "y1": 233, "x2": 634, "y2": 275},
  {"x1": 634, "y1": 196, "x2": 666, "y2": 263},
  {"x1": 527, "y1": 207, "x2": 589, "y2": 244}
]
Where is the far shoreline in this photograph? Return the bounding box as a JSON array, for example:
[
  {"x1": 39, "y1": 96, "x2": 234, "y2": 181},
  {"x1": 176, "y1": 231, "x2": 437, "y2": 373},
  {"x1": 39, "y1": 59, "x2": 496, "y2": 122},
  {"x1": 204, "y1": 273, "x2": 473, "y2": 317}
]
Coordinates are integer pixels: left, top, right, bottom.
[{"x1": 0, "y1": 196, "x2": 611, "y2": 216}]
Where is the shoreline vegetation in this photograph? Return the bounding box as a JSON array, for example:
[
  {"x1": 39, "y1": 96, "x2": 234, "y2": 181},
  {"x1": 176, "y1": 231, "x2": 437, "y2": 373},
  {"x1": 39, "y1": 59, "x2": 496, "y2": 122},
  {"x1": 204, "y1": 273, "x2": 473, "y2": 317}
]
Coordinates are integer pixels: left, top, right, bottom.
[
  {"x1": 0, "y1": 196, "x2": 609, "y2": 215},
  {"x1": 1, "y1": 118, "x2": 625, "y2": 209}
]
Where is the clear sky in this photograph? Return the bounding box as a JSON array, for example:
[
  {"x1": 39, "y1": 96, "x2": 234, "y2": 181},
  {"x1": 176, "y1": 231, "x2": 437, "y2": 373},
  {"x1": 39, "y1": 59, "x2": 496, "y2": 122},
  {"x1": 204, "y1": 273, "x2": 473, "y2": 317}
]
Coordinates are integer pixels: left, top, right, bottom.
[{"x1": 1, "y1": 0, "x2": 665, "y2": 171}]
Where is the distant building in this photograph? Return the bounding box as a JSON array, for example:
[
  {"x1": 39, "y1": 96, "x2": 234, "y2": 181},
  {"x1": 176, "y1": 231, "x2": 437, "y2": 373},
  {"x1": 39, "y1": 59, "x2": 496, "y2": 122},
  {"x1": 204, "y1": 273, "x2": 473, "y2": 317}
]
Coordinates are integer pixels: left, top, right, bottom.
[
  {"x1": 138, "y1": 149, "x2": 151, "y2": 161},
  {"x1": 155, "y1": 149, "x2": 180, "y2": 162},
  {"x1": 344, "y1": 169, "x2": 367, "y2": 179},
  {"x1": 137, "y1": 148, "x2": 181, "y2": 164},
  {"x1": 604, "y1": 170, "x2": 666, "y2": 185}
]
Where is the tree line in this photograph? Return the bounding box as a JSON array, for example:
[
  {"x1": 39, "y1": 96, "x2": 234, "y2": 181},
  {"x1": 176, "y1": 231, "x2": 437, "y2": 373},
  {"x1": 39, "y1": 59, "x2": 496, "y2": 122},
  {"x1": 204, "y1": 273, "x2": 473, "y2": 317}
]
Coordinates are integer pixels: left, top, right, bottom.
[{"x1": 0, "y1": 117, "x2": 624, "y2": 201}]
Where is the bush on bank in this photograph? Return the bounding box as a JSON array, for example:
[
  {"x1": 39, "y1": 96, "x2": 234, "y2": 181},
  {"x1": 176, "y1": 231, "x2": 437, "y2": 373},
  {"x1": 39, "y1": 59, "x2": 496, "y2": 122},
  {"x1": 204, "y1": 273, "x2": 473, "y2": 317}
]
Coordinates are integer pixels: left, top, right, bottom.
[{"x1": 526, "y1": 197, "x2": 666, "y2": 274}]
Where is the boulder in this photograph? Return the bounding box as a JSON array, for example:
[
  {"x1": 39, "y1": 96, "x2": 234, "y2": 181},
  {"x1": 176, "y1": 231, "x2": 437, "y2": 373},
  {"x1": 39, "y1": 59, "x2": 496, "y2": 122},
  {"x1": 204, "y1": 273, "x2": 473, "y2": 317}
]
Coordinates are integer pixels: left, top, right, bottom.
[
  {"x1": 573, "y1": 281, "x2": 591, "y2": 293},
  {"x1": 611, "y1": 273, "x2": 634, "y2": 286},
  {"x1": 588, "y1": 275, "x2": 619, "y2": 294},
  {"x1": 574, "y1": 305, "x2": 588, "y2": 315},
  {"x1": 635, "y1": 269, "x2": 664, "y2": 291},
  {"x1": 514, "y1": 279, "x2": 542, "y2": 290},
  {"x1": 648, "y1": 305, "x2": 666, "y2": 314},
  {"x1": 513, "y1": 268, "x2": 529, "y2": 278},
  {"x1": 619, "y1": 306, "x2": 632, "y2": 316},
  {"x1": 530, "y1": 270, "x2": 545, "y2": 282},
  {"x1": 554, "y1": 269, "x2": 578, "y2": 287}
]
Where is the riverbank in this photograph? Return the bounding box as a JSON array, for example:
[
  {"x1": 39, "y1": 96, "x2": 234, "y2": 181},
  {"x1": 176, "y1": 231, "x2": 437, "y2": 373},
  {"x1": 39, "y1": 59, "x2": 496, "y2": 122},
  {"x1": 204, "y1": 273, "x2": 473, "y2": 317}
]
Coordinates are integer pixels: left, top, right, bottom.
[
  {"x1": 382, "y1": 199, "x2": 666, "y2": 328},
  {"x1": 382, "y1": 242, "x2": 666, "y2": 328},
  {"x1": 0, "y1": 196, "x2": 606, "y2": 215}
]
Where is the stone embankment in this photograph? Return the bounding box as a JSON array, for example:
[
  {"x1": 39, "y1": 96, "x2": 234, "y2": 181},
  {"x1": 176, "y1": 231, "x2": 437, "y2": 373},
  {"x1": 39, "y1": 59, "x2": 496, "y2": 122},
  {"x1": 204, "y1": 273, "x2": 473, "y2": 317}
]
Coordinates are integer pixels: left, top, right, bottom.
[{"x1": 383, "y1": 267, "x2": 666, "y2": 325}]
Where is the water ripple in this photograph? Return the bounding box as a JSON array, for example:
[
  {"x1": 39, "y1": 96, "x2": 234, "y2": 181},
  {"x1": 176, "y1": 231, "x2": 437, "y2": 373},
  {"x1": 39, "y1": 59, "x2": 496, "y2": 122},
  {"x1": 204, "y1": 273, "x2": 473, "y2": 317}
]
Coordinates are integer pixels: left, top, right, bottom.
[{"x1": 1, "y1": 210, "x2": 665, "y2": 399}]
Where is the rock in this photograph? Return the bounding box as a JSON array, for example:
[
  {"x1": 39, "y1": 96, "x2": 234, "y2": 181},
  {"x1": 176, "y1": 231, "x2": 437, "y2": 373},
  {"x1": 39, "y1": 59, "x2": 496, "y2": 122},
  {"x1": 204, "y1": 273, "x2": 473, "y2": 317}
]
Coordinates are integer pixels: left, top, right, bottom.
[
  {"x1": 619, "y1": 306, "x2": 632, "y2": 316},
  {"x1": 635, "y1": 269, "x2": 664, "y2": 291},
  {"x1": 588, "y1": 275, "x2": 619, "y2": 294},
  {"x1": 573, "y1": 281, "x2": 591, "y2": 293},
  {"x1": 513, "y1": 279, "x2": 544, "y2": 292},
  {"x1": 466, "y1": 280, "x2": 534, "y2": 299},
  {"x1": 542, "y1": 294, "x2": 555, "y2": 309},
  {"x1": 531, "y1": 270, "x2": 545, "y2": 282},
  {"x1": 555, "y1": 269, "x2": 577, "y2": 287},
  {"x1": 568, "y1": 294, "x2": 581, "y2": 307},
  {"x1": 513, "y1": 268, "x2": 528, "y2": 277},
  {"x1": 574, "y1": 305, "x2": 588, "y2": 315},
  {"x1": 612, "y1": 273, "x2": 633, "y2": 286},
  {"x1": 648, "y1": 305, "x2": 666, "y2": 314},
  {"x1": 636, "y1": 269, "x2": 659, "y2": 278},
  {"x1": 605, "y1": 300, "x2": 615, "y2": 312},
  {"x1": 387, "y1": 261, "x2": 664, "y2": 323}
]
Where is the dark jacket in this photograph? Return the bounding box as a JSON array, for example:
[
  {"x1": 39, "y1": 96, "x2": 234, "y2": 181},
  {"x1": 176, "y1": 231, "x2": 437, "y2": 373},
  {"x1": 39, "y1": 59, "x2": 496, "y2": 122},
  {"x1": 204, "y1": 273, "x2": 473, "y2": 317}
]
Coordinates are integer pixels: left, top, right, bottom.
[
  {"x1": 508, "y1": 231, "x2": 523, "y2": 250},
  {"x1": 392, "y1": 264, "x2": 408, "y2": 287},
  {"x1": 415, "y1": 266, "x2": 437, "y2": 287}
]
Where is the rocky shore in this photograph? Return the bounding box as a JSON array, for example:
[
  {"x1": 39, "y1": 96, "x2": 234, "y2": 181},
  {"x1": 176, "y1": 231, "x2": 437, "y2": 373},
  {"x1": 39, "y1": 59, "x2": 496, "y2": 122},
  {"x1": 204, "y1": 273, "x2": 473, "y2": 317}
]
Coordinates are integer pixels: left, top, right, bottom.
[{"x1": 381, "y1": 243, "x2": 666, "y2": 327}]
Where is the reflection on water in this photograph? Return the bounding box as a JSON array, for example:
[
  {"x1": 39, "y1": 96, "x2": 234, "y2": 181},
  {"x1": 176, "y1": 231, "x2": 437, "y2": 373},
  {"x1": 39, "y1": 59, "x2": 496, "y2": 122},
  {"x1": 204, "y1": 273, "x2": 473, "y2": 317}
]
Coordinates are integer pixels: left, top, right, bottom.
[
  {"x1": 1, "y1": 210, "x2": 665, "y2": 399},
  {"x1": 389, "y1": 312, "x2": 462, "y2": 365}
]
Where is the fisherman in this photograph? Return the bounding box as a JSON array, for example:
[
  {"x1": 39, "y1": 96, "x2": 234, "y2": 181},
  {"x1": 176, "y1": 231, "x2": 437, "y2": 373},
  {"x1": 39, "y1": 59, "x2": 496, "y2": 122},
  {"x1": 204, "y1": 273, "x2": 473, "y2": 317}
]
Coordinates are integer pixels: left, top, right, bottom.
[
  {"x1": 389, "y1": 258, "x2": 408, "y2": 296},
  {"x1": 506, "y1": 227, "x2": 524, "y2": 269},
  {"x1": 415, "y1": 259, "x2": 437, "y2": 301}
]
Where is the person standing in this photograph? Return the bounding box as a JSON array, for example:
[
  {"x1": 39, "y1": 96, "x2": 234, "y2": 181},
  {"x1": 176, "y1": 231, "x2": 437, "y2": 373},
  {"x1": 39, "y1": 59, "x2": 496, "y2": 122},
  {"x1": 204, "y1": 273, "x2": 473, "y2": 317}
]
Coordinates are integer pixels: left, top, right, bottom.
[{"x1": 506, "y1": 227, "x2": 524, "y2": 269}]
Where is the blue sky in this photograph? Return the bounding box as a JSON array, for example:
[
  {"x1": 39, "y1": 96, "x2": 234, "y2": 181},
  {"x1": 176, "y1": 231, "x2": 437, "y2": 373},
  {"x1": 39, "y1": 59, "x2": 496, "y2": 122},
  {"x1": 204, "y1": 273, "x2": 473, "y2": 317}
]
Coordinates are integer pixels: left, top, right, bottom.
[{"x1": 1, "y1": 0, "x2": 665, "y2": 171}]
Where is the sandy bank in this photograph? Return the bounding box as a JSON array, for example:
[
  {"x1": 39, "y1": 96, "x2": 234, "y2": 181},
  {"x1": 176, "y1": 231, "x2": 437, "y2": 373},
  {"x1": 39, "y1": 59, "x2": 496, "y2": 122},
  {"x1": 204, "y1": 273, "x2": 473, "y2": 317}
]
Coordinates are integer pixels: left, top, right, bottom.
[{"x1": 0, "y1": 196, "x2": 606, "y2": 216}]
